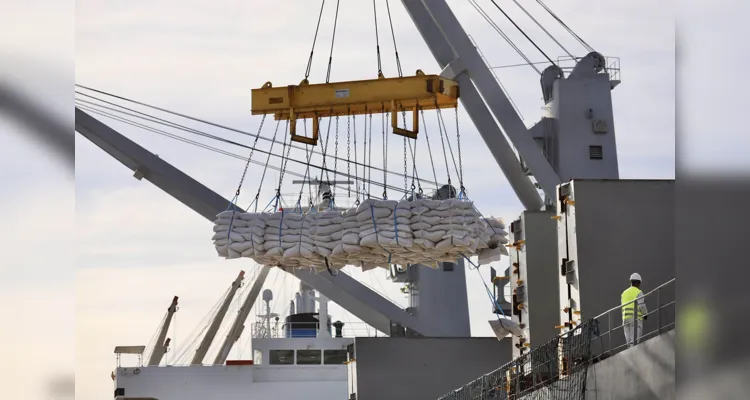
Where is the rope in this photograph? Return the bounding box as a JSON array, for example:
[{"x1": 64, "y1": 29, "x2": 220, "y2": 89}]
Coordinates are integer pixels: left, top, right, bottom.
[
  {"x1": 508, "y1": 0, "x2": 575, "y2": 60},
  {"x1": 76, "y1": 88, "x2": 433, "y2": 185},
  {"x1": 372, "y1": 0, "x2": 383, "y2": 77},
  {"x1": 535, "y1": 0, "x2": 595, "y2": 52},
  {"x1": 420, "y1": 109, "x2": 439, "y2": 193},
  {"x1": 77, "y1": 101, "x2": 408, "y2": 203},
  {"x1": 318, "y1": 114, "x2": 334, "y2": 187},
  {"x1": 487, "y1": 0, "x2": 556, "y2": 66},
  {"x1": 249, "y1": 119, "x2": 282, "y2": 212},
  {"x1": 436, "y1": 108, "x2": 460, "y2": 183},
  {"x1": 384, "y1": 0, "x2": 403, "y2": 77},
  {"x1": 460, "y1": 253, "x2": 508, "y2": 319},
  {"x1": 304, "y1": 0, "x2": 327, "y2": 80},
  {"x1": 369, "y1": 204, "x2": 393, "y2": 266},
  {"x1": 434, "y1": 108, "x2": 452, "y2": 186},
  {"x1": 467, "y1": 0, "x2": 541, "y2": 75},
  {"x1": 325, "y1": 0, "x2": 341, "y2": 83}
]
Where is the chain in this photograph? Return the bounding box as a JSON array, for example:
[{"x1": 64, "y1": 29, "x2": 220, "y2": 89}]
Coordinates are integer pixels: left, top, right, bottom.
[
  {"x1": 382, "y1": 107, "x2": 387, "y2": 199},
  {"x1": 332, "y1": 116, "x2": 340, "y2": 201},
  {"x1": 455, "y1": 107, "x2": 465, "y2": 195},
  {"x1": 277, "y1": 120, "x2": 294, "y2": 192},
  {"x1": 403, "y1": 137, "x2": 408, "y2": 193},
  {"x1": 368, "y1": 112, "x2": 373, "y2": 196},
  {"x1": 234, "y1": 114, "x2": 267, "y2": 197},
  {"x1": 353, "y1": 114, "x2": 360, "y2": 206},
  {"x1": 347, "y1": 113, "x2": 351, "y2": 197}
]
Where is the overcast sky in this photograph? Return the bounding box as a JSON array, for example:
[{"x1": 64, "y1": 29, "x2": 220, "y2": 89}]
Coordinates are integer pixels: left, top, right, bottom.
[{"x1": 72, "y1": 0, "x2": 677, "y2": 398}]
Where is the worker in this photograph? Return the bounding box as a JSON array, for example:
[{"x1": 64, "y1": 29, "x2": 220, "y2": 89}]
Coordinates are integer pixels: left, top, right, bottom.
[{"x1": 621, "y1": 273, "x2": 648, "y2": 347}]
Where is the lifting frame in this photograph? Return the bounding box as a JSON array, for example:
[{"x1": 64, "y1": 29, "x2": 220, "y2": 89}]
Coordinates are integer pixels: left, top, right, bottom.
[{"x1": 251, "y1": 70, "x2": 460, "y2": 145}]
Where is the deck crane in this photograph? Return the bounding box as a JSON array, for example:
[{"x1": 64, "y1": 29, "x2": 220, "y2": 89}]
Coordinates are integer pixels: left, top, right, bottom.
[
  {"x1": 190, "y1": 270, "x2": 245, "y2": 365},
  {"x1": 146, "y1": 295, "x2": 179, "y2": 366},
  {"x1": 75, "y1": 0, "x2": 620, "y2": 342},
  {"x1": 213, "y1": 268, "x2": 271, "y2": 365}
]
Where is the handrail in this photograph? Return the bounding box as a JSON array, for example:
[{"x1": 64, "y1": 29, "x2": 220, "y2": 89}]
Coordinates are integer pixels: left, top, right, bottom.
[
  {"x1": 588, "y1": 277, "x2": 675, "y2": 360},
  {"x1": 593, "y1": 277, "x2": 675, "y2": 320}
]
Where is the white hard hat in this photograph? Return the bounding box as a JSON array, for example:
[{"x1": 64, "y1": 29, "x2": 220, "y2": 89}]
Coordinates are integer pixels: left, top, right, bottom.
[{"x1": 630, "y1": 273, "x2": 642, "y2": 282}]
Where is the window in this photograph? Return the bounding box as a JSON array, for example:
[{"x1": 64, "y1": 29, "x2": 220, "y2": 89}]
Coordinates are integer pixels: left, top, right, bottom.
[
  {"x1": 323, "y1": 350, "x2": 349, "y2": 365},
  {"x1": 269, "y1": 350, "x2": 294, "y2": 365},
  {"x1": 296, "y1": 350, "x2": 322, "y2": 365},
  {"x1": 589, "y1": 145, "x2": 603, "y2": 160}
]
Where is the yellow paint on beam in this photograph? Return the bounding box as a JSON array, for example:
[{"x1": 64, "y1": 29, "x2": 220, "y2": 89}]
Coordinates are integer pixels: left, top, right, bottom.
[{"x1": 251, "y1": 70, "x2": 459, "y2": 145}]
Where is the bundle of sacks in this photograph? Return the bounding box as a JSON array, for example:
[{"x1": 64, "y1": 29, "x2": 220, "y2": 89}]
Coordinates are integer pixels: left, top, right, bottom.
[{"x1": 212, "y1": 198, "x2": 509, "y2": 271}]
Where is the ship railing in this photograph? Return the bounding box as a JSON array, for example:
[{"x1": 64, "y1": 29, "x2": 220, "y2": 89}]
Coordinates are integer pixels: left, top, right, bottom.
[
  {"x1": 256, "y1": 321, "x2": 385, "y2": 339},
  {"x1": 437, "y1": 319, "x2": 597, "y2": 400},
  {"x1": 436, "y1": 277, "x2": 675, "y2": 399},
  {"x1": 589, "y1": 277, "x2": 675, "y2": 362},
  {"x1": 556, "y1": 55, "x2": 621, "y2": 83}
]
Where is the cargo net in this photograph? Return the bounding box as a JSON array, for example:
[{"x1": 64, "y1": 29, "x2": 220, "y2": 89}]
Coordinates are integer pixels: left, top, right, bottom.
[{"x1": 437, "y1": 319, "x2": 597, "y2": 400}]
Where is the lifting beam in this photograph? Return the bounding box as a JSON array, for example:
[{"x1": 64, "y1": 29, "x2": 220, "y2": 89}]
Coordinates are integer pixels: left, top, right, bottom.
[{"x1": 251, "y1": 70, "x2": 459, "y2": 145}]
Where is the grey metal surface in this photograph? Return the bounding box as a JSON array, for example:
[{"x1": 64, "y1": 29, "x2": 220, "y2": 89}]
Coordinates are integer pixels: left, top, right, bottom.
[
  {"x1": 548, "y1": 68, "x2": 620, "y2": 181},
  {"x1": 411, "y1": 258, "x2": 471, "y2": 337},
  {"x1": 76, "y1": 107, "x2": 240, "y2": 222},
  {"x1": 400, "y1": 0, "x2": 544, "y2": 211},
  {"x1": 510, "y1": 211, "x2": 560, "y2": 359},
  {"x1": 291, "y1": 268, "x2": 444, "y2": 336},
  {"x1": 585, "y1": 330, "x2": 675, "y2": 400},
  {"x1": 75, "y1": 108, "x2": 447, "y2": 337},
  {"x1": 557, "y1": 180, "x2": 675, "y2": 334},
  {"x1": 412, "y1": 0, "x2": 563, "y2": 199},
  {"x1": 353, "y1": 337, "x2": 511, "y2": 400}
]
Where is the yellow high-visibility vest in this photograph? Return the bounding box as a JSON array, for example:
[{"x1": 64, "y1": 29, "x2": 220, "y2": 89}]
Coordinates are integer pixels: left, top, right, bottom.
[{"x1": 621, "y1": 286, "x2": 643, "y2": 320}]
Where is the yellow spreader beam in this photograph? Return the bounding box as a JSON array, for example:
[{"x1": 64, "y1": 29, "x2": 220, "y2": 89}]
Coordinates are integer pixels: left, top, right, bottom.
[{"x1": 251, "y1": 70, "x2": 460, "y2": 145}]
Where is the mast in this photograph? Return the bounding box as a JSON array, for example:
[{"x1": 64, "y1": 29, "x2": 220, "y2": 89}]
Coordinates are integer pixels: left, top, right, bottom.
[
  {"x1": 146, "y1": 295, "x2": 179, "y2": 366},
  {"x1": 191, "y1": 270, "x2": 245, "y2": 365},
  {"x1": 213, "y1": 267, "x2": 271, "y2": 365}
]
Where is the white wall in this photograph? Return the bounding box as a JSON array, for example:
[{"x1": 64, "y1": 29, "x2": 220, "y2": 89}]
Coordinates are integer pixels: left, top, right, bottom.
[{"x1": 115, "y1": 364, "x2": 347, "y2": 400}]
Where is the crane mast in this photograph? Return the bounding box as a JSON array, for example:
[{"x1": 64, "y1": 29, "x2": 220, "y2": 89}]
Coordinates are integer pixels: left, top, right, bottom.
[
  {"x1": 191, "y1": 270, "x2": 245, "y2": 365},
  {"x1": 214, "y1": 267, "x2": 271, "y2": 365},
  {"x1": 146, "y1": 295, "x2": 179, "y2": 366}
]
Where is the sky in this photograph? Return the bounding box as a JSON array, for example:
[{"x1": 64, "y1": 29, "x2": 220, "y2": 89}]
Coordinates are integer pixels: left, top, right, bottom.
[
  {"x1": 1, "y1": 0, "x2": 689, "y2": 398},
  {"x1": 70, "y1": 1, "x2": 680, "y2": 398}
]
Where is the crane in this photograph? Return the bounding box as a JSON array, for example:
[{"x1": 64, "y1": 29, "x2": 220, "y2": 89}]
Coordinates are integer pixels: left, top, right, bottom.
[
  {"x1": 75, "y1": 0, "x2": 620, "y2": 345},
  {"x1": 214, "y1": 267, "x2": 271, "y2": 365},
  {"x1": 146, "y1": 296, "x2": 179, "y2": 366},
  {"x1": 191, "y1": 271, "x2": 245, "y2": 365}
]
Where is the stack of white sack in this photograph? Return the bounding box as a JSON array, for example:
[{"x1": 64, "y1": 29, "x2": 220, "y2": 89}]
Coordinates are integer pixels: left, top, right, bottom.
[
  {"x1": 211, "y1": 199, "x2": 509, "y2": 269},
  {"x1": 355, "y1": 199, "x2": 415, "y2": 270},
  {"x1": 409, "y1": 198, "x2": 508, "y2": 265},
  {"x1": 212, "y1": 210, "x2": 266, "y2": 260}
]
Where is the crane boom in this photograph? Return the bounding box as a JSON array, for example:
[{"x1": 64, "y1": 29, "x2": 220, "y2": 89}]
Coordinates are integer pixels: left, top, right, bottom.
[
  {"x1": 147, "y1": 296, "x2": 179, "y2": 366},
  {"x1": 402, "y1": 0, "x2": 562, "y2": 207},
  {"x1": 75, "y1": 107, "x2": 446, "y2": 337},
  {"x1": 191, "y1": 271, "x2": 245, "y2": 365},
  {"x1": 214, "y1": 267, "x2": 271, "y2": 365}
]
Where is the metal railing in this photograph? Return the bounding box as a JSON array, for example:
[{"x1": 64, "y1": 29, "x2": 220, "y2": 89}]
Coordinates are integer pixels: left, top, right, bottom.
[
  {"x1": 252, "y1": 320, "x2": 383, "y2": 339},
  {"x1": 589, "y1": 278, "x2": 675, "y2": 361},
  {"x1": 556, "y1": 55, "x2": 621, "y2": 83},
  {"x1": 436, "y1": 278, "x2": 676, "y2": 399},
  {"x1": 437, "y1": 320, "x2": 597, "y2": 400}
]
